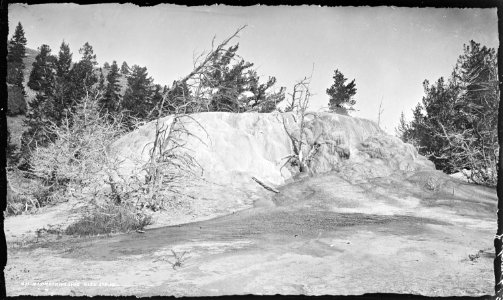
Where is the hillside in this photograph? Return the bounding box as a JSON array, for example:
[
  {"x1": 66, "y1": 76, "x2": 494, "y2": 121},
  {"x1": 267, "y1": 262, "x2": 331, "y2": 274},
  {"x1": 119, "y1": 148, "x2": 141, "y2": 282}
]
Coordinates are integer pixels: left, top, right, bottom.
[
  {"x1": 20, "y1": 47, "x2": 130, "y2": 105},
  {"x1": 8, "y1": 48, "x2": 129, "y2": 147},
  {"x1": 22, "y1": 47, "x2": 38, "y2": 101}
]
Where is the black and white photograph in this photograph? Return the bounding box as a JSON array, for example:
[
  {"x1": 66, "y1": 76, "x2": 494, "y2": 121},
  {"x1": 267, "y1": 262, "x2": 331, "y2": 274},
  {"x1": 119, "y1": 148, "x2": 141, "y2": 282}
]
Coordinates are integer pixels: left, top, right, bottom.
[{"x1": 3, "y1": 3, "x2": 501, "y2": 297}]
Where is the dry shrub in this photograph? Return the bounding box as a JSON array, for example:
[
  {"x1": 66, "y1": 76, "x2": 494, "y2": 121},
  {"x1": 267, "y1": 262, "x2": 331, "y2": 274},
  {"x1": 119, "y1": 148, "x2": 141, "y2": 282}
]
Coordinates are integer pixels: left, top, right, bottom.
[
  {"x1": 6, "y1": 169, "x2": 45, "y2": 216},
  {"x1": 65, "y1": 202, "x2": 153, "y2": 236},
  {"x1": 406, "y1": 170, "x2": 450, "y2": 192},
  {"x1": 111, "y1": 107, "x2": 207, "y2": 211},
  {"x1": 24, "y1": 90, "x2": 132, "y2": 210},
  {"x1": 6, "y1": 183, "x2": 39, "y2": 215},
  {"x1": 280, "y1": 73, "x2": 324, "y2": 174}
]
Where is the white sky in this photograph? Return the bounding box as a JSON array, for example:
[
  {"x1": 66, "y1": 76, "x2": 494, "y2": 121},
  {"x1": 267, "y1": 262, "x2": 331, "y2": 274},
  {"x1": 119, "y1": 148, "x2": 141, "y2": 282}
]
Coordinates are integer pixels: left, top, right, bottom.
[{"x1": 8, "y1": 4, "x2": 498, "y2": 134}]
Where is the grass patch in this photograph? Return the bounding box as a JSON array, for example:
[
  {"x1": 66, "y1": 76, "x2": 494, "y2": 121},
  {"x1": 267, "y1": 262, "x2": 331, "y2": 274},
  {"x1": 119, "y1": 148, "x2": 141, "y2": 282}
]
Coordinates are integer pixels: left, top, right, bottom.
[
  {"x1": 6, "y1": 190, "x2": 39, "y2": 216},
  {"x1": 65, "y1": 203, "x2": 153, "y2": 236}
]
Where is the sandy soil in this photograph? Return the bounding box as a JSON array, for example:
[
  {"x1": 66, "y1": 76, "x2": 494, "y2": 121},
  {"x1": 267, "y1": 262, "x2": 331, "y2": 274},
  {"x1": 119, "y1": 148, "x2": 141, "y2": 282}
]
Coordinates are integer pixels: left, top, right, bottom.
[{"x1": 5, "y1": 169, "x2": 497, "y2": 296}]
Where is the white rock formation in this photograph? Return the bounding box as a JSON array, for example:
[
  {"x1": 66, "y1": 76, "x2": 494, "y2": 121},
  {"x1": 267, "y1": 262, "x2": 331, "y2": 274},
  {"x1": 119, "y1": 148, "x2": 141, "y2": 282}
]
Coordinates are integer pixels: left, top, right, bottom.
[{"x1": 109, "y1": 112, "x2": 433, "y2": 193}]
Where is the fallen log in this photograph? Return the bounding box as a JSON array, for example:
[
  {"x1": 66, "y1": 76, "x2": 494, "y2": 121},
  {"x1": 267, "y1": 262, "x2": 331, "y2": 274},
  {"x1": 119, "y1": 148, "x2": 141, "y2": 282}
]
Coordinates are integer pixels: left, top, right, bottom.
[{"x1": 252, "y1": 177, "x2": 279, "y2": 193}]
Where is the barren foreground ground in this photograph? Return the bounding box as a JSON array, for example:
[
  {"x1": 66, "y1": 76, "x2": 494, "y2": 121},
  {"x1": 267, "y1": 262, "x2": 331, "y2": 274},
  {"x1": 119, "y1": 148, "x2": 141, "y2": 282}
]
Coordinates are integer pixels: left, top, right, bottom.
[{"x1": 5, "y1": 170, "x2": 497, "y2": 296}]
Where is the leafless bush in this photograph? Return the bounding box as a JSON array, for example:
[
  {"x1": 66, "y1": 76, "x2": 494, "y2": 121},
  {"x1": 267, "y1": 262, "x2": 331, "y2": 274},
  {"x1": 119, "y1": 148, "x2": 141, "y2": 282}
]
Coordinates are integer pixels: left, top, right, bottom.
[
  {"x1": 115, "y1": 98, "x2": 209, "y2": 211},
  {"x1": 435, "y1": 120, "x2": 497, "y2": 186},
  {"x1": 280, "y1": 71, "x2": 324, "y2": 174},
  {"x1": 154, "y1": 249, "x2": 189, "y2": 269},
  {"x1": 20, "y1": 91, "x2": 157, "y2": 235},
  {"x1": 28, "y1": 89, "x2": 125, "y2": 204},
  {"x1": 5, "y1": 179, "x2": 40, "y2": 215},
  {"x1": 65, "y1": 202, "x2": 153, "y2": 236}
]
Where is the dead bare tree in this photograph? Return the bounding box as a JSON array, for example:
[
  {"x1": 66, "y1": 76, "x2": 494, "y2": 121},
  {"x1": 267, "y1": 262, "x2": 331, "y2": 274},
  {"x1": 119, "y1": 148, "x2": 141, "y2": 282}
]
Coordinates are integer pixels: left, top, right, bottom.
[
  {"x1": 26, "y1": 88, "x2": 129, "y2": 208},
  {"x1": 127, "y1": 26, "x2": 253, "y2": 210},
  {"x1": 159, "y1": 25, "x2": 248, "y2": 115},
  {"x1": 377, "y1": 96, "x2": 384, "y2": 127},
  {"x1": 280, "y1": 68, "x2": 325, "y2": 175}
]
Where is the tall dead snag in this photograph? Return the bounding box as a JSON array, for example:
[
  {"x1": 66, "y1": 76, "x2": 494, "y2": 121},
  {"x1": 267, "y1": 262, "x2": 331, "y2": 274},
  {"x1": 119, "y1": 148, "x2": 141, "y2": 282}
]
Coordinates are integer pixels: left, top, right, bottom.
[
  {"x1": 131, "y1": 27, "x2": 250, "y2": 209},
  {"x1": 139, "y1": 95, "x2": 208, "y2": 210},
  {"x1": 157, "y1": 25, "x2": 248, "y2": 115},
  {"x1": 377, "y1": 96, "x2": 384, "y2": 128}
]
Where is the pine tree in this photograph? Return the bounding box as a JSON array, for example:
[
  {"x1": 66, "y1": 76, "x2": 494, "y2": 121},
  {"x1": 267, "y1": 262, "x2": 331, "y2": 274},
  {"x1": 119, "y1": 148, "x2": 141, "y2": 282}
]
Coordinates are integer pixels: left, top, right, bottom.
[
  {"x1": 203, "y1": 44, "x2": 283, "y2": 112},
  {"x1": 28, "y1": 44, "x2": 57, "y2": 91},
  {"x1": 121, "y1": 61, "x2": 130, "y2": 74},
  {"x1": 55, "y1": 41, "x2": 72, "y2": 78},
  {"x1": 77, "y1": 42, "x2": 98, "y2": 89},
  {"x1": 398, "y1": 40, "x2": 499, "y2": 185},
  {"x1": 67, "y1": 42, "x2": 98, "y2": 103},
  {"x1": 7, "y1": 22, "x2": 28, "y2": 115},
  {"x1": 326, "y1": 69, "x2": 357, "y2": 115},
  {"x1": 101, "y1": 60, "x2": 122, "y2": 116},
  {"x1": 205, "y1": 44, "x2": 251, "y2": 112},
  {"x1": 122, "y1": 65, "x2": 154, "y2": 128},
  {"x1": 98, "y1": 68, "x2": 105, "y2": 91},
  {"x1": 395, "y1": 112, "x2": 409, "y2": 141},
  {"x1": 7, "y1": 22, "x2": 27, "y2": 67},
  {"x1": 20, "y1": 50, "x2": 57, "y2": 169},
  {"x1": 103, "y1": 62, "x2": 110, "y2": 69},
  {"x1": 50, "y1": 42, "x2": 75, "y2": 125},
  {"x1": 245, "y1": 70, "x2": 285, "y2": 113}
]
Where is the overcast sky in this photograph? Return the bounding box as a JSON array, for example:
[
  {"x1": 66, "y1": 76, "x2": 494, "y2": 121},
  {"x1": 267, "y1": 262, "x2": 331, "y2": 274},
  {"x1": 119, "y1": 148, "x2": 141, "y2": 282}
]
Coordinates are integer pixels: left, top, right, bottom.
[{"x1": 8, "y1": 4, "x2": 498, "y2": 133}]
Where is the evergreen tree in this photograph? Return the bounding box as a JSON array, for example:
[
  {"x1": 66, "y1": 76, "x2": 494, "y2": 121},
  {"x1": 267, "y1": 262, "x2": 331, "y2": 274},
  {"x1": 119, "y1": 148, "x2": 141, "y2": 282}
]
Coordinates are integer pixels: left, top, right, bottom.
[
  {"x1": 7, "y1": 22, "x2": 27, "y2": 115},
  {"x1": 395, "y1": 112, "x2": 410, "y2": 141},
  {"x1": 122, "y1": 65, "x2": 154, "y2": 128},
  {"x1": 326, "y1": 69, "x2": 357, "y2": 115},
  {"x1": 121, "y1": 61, "x2": 130, "y2": 74},
  {"x1": 7, "y1": 22, "x2": 27, "y2": 67},
  {"x1": 98, "y1": 68, "x2": 105, "y2": 91},
  {"x1": 67, "y1": 42, "x2": 98, "y2": 103},
  {"x1": 20, "y1": 50, "x2": 57, "y2": 169},
  {"x1": 398, "y1": 40, "x2": 499, "y2": 185},
  {"x1": 103, "y1": 62, "x2": 110, "y2": 69},
  {"x1": 163, "y1": 80, "x2": 192, "y2": 114},
  {"x1": 101, "y1": 60, "x2": 122, "y2": 116},
  {"x1": 245, "y1": 70, "x2": 285, "y2": 113},
  {"x1": 203, "y1": 44, "x2": 284, "y2": 112},
  {"x1": 55, "y1": 41, "x2": 72, "y2": 78},
  {"x1": 50, "y1": 42, "x2": 75, "y2": 125},
  {"x1": 28, "y1": 44, "x2": 57, "y2": 91}
]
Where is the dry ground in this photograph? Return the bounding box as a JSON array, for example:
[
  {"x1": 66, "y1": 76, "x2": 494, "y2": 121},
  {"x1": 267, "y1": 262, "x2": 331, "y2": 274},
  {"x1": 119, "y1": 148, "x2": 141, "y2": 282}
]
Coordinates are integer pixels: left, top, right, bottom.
[{"x1": 5, "y1": 169, "x2": 497, "y2": 296}]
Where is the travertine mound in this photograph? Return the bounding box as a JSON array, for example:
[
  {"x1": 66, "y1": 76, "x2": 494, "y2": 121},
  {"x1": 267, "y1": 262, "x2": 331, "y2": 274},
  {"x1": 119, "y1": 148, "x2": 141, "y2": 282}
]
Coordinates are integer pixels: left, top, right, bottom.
[{"x1": 110, "y1": 112, "x2": 434, "y2": 192}]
